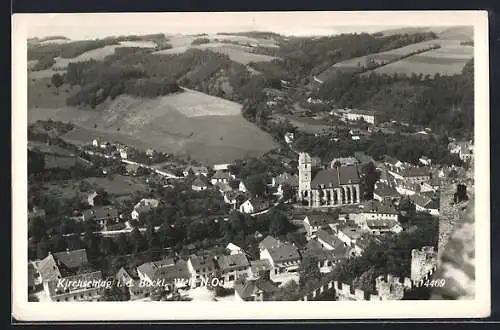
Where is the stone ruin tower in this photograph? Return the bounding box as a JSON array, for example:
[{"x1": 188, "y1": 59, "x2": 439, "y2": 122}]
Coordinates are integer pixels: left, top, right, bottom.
[
  {"x1": 411, "y1": 246, "x2": 438, "y2": 283},
  {"x1": 375, "y1": 274, "x2": 408, "y2": 300},
  {"x1": 298, "y1": 152, "x2": 312, "y2": 203}
]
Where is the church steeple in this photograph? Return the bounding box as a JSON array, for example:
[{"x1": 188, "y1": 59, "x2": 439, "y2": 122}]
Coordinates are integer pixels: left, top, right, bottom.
[{"x1": 298, "y1": 152, "x2": 312, "y2": 196}]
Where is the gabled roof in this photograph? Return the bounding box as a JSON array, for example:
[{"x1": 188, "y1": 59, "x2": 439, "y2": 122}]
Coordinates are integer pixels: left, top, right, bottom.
[
  {"x1": 267, "y1": 243, "x2": 301, "y2": 264},
  {"x1": 259, "y1": 236, "x2": 282, "y2": 251},
  {"x1": 138, "y1": 260, "x2": 191, "y2": 282},
  {"x1": 410, "y1": 193, "x2": 439, "y2": 209},
  {"x1": 331, "y1": 157, "x2": 359, "y2": 167},
  {"x1": 383, "y1": 155, "x2": 401, "y2": 166},
  {"x1": 365, "y1": 218, "x2": 401, "y2": 229},
  {"x1": 234, "y1": 278, "x2": 279, "y2": 300},
  {"x1": 315, "y1": 230, "x2": 349, "y2": 257},
  {"x1": 311, "y1": 165, "x2": 360, "y2": 187},
  {"x1": 217, "y1": 182, "x2": 233, "y2": 192},
  {"x1": 53, "y1": 249, "x2": 89, "y2": 269},
  {"x1": 217, "y1": 253, "x2": 250, "y2": 272},
  {"x1": 116, "y1": 267, "x2": 134, "y2": 283},
  {"x1": 348, "y1": 109, "x2": 376, "y2": 117},
  {"x1": 189, "y1": 255, "x2": 216, "y2": 272},
  {"x1": 361, "y1": 200, "x2": 399, "y2": 215},
  {"x1": 212, "y1": 170, "x2": 231, "y2": 180},
  {"x1": 184, "y1": 165, "x2": 209, "y2": 174},
  {"x1": 36, "y1": 255, "x2": 61, "y2": 282}
]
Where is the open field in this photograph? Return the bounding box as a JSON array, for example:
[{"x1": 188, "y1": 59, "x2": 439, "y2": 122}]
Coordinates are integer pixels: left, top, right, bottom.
[
  {"x1": 317, "y1": 39, "x2": 468, "y2": 82},
  {"x1": 155, "y1": 42, "x2": 277, "y2": 65},
  {"x1": 362, "y1": 44, "x2": 473, "y2": 77},
  {"x1": 28, "y1": 89, "x2": 277, "y2": 164},
  {"x1": 379, "y1": 26, "x2": 473, "y2": 41},
  {"x1": 281, "y1": 114, "x2": 334, "y2": 134},
  {"x1": 28, "y1": 77, "x2": 81, "y2": 108},
  {"x1": 43, "y1": 174, "x2": 149, "y2": 198}
]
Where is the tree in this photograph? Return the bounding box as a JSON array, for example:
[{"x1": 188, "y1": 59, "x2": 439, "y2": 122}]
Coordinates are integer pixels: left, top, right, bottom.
[
  {"x1": 353, "y1": 266, "x2": 377, "y2": 294},
  {"x1": 268, "y1": 210, "x2": 293, "y2": 236},
  {"x1": 454, "y1": 184, "x2": 468, "y2": 203},
  {"x1": 361, "y1": 162, "x2": 379, "y2": 200},
  {"x1": 281, "y1": 183, "x2": 295, "y2": 202},
  {"x1": 28, "y1": 148, "x2": 45, "y2": 175},
  {"x1": 99, "y1": 237, "x2": 117, "y2": 256},
  {"x1": 99, "y1": 277, "x2": 131, "y2": 301},
  {"x1": 244, "y1": 174, "x2": 267, "y2": 197},
  {"x1": 51, "y1": 73, "x2": 64, "y2": 90},
  {"x1": 129, "y1": 227, "x2": 147, "y2": 253},
  {"x1": 299, "y1": 254, "x2": 322, "y2": 290},
  {"x1": 116, "y1": 233, "x2": 131, "y2": 255}
]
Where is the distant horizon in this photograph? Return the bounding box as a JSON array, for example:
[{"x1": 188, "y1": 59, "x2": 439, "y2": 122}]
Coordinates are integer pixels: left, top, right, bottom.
[{"x1": 20, "y1": 12, "x2": 473, "y2": 41}]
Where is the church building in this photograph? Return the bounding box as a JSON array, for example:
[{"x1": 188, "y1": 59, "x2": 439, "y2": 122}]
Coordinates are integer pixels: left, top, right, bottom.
[{"x1": 298, "y1": 153, "x2": 362, "y2": 207}]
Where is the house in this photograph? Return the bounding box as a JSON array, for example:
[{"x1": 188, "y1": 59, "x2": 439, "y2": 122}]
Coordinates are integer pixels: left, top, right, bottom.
[
  {"x1": 131, "y1": 198, "x2": 160, "y2": 221},
  {"x1": 259, "y1": 240, "x2": 301, "y2": 286},
  {"x1": 187, "y1": 255, "x2": 217, "y2": 288},
  {"x1": 355, "y1": 200, "x2": 400, "y2": 223},
  {"x1": 137, "y1": 259, "x2": 191, "y2": 291},
  {"x1": 342, "y1": 109, "x2": 376, "y2": 124},
  {"x1": 125, "y1": 163, "x2": 140, "y2": 176},
  {"x1": 145, "y1": 149, "x2": 155, "y2": 157},
  {"x1": 330, "y1": 157, "x2": 359, "y2": 167},
  {"x1": 216, "y1": 182, "x2": 233, "y2": 194},
  {"x1": 92, "y1": 139, "x2": 99, "y2": 147},
  {"x1": 115, "y1": 267, "x2": 135, "y2": 287},
  {"x1": 303, "y1": 239, "x2": 342, "y2": 273},
  {"x1": 87, "y1": 191, "x2": 98, "y2": 206},
  {"x1": 82, "y1": 206, "x2": 119, "y2": 228},
  {"x1": 273, "y1": 173, "x2": 299, "y2": 198},
  {"x1": 36, "y1": 249, "x2": 102, "y2": 301},
  {"x1": 226, "y1": 243, "x2": 243, "y2": 255},
  {"x1": 115, "y1": 267, "x2": 154, "y2": 300},
  {"x1": 362, "y1": 218, "x2": 403, "y2": 235},
  {"x1": 335, "y1": 225, "x2": 368, "y2": 256},
  {"x1": 183, "y1": 166, "x2": 209, "y2": 177},
  {"x1": 234, "y1": 277, "x2": 280, "y2": 301},
  {"x1": 210, "y1": 170, "x2": 233, "y2": 185},
  {"x1": 419, "y1": 156, "x2": 432, "y2": 166},
  {"x1": 36, "y1": 249, "x2": 89, "y2": 283},
  {"x1": 191, "y1": 177, "x2": 208, "y2": 191},
  {"x1": 373, "y1": 183, "x2": 401, "y2": 203},
  {"x1": 303, "y1": 213, "x2": 339, "y2": 238},
  {"x1": 216, "y1": 253, "x2": 251, "y2": 288},
  {"x1": 401, "y1": 166, "x2": 431, "y2": 184},
  {"x1": 410, "y1": 193, "x2": 440, "y2": 216},
  {"x1": 238, "y1": 199, "x2": 270, "y2": 214},
  {"x1": 238, "y1": 181, "x2": 248, "y2": 193}
]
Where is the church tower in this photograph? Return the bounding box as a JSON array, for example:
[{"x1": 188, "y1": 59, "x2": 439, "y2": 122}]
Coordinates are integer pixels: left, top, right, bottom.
[{"x1": 298, "y1": 152, "x2": 312, "y2": 199}]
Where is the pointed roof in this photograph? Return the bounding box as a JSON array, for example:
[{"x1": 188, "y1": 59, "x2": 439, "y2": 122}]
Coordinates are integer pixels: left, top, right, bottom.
[
  {"x1": 310, "y1": 165, "x2": 360, "y2": 187},
  {"x1": 258, "y1": 236, "x2": 282, "y2": 251}
]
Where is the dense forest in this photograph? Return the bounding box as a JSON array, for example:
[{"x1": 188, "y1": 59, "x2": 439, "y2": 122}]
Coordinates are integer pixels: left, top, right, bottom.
[{"x1": 313, "y1": 59, "x2": 474, "y2": 138}]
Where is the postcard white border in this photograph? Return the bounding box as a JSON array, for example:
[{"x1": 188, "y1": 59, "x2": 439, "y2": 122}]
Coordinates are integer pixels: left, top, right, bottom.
[{"x1": 12, "y1": 10, "x2": 490, "y2": 320}]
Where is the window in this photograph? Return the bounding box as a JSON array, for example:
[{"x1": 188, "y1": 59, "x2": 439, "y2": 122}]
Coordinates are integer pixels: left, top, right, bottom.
[
  {"x1": 274, "y1": 269, "x2": 278, "y2": 275},
  {"x1": 65, "y1": 297, "x2": 69, "y2": 301},
  {"x1": 228, "y1": 275, "x2": 235, "y2": 281}
]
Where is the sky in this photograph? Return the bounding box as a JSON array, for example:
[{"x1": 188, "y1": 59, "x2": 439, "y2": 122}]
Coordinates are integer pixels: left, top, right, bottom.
[{"x1": 19, "y1": 12, "x2": 474, "y2": 40}]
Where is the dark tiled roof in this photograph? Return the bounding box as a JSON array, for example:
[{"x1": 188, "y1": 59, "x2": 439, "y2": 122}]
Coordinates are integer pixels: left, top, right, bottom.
[
  {"x1": 311, "y1": 165, "x2": 360, "y2": 187},
  {"x1": 189, "y1": 256, "x2": 216, "y2": 272},
  {"x1": 267, "y1": 244, "x2": 301, "y2": 264},
  {"x1": 28, "y1": 262, "x2": 37, "y2": 286},
  {"x1": 365, "y1": 219, "x2": 401, "y2": 229},
  {"x1": 403, "y1": 166, "x2": 431, "y2": 178},
  {"x1": 234, "y1": 278, "x2": 279, "y2": 300},
  {"x1": 53, "y1": 249, "x2": 89, "y2": 269},
  {"x1": 36, "y1": 255, "x2": 61, "y2": 282},
  {"x1": 138, "y1": 260, "x2": 191, "y2": 281},
  {"x1": 212, "y1": 170, "x2": 231, "y2": 180},
  {"x1": 361, "y1": 200, "x2": 399, "y2": 215},
  {"x1": 315, "y1": 230, "x2": 349, "y2": 257},
  {"x1": 116, "y1": 267, "x2": 134, "y2": 283},
  {"x1": 258, "y1": 236, "x2": 282, "y2": 251},
  {"x1": 349, "y1": 109, "x2": 375, "y2": 116},
  {"x1": 217, "y1": 253, "x2": 250, "y2": 272},
  {"x1": 305, "y1": 238, "x2": 347, "y2": 262}
]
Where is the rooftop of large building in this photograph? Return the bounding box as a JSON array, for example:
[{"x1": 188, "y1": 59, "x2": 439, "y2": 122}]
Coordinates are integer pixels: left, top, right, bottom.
[{"x1": 310, "y1": 165, "x2": 361, "y2": 188}]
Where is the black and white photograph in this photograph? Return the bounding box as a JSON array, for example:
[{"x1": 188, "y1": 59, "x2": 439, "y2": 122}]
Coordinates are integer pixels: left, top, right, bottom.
[{"x1": 12, "y1": 11, "x2": 490, "y2": 320}]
